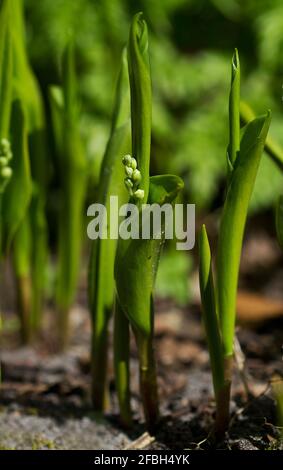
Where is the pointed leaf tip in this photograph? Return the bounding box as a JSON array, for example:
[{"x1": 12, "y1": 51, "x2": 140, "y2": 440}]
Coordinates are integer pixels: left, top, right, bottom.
[{"x1": 232, "y1": 48, "x2": 239, "y2": 67}]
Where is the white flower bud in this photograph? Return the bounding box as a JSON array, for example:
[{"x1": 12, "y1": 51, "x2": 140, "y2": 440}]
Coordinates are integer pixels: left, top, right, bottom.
[
  {"x1": 132, "y1": 169, "x2": 141, "y2": 183},
  {"x1": 134, "y1": 189, "x2": 144, "y2": 200},
  {"x1": 124, "y1": 177, "x2": 133, "y2": 188},
  {"x1": 6, "y1": 150, "x2": 12, "y2": 161},
  {"x1": 0, "y1": 138, "x2": 10, "y2": 152},
  {"x1": 122, "y1": 154, "x2": 132, "y2": 166},
  {"x1": 0, "y1": 157, "x2": 8, "y2": 167},
  {"x1": 124, "y1": 178, "x2": 134, "y2": 196},
  {"x1": 1, "y1": 167, "x2": 12, "y2": 179},
  {"x1": 130, "y1": 157, "x2": 137, "y2": 170},
  {"x1": 125, "y1": 166, "x2": 133, "y2": 178}
]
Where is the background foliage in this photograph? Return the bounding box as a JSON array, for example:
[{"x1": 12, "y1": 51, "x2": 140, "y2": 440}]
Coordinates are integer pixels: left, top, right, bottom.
[{"x1": 23, "y1": 0, "x2": 283, "y2": 302}]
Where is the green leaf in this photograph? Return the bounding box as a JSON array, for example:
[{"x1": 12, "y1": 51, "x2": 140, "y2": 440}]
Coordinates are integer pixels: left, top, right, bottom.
[
  {"x1": 127, "y1": 12, "x2": 151, "y2": 206},
  {"x1": 88, "y1": 50, "x2": 131, "y2": 409},
  {"x1": 1, "y1": 100, "x2": 32, "y2": 251},
  {"x1": 199, "y1": 224, "x2": 224, "y2": 395},
  {"x1": 227, "y1": 49, "x2": 240, "y2": 172},
  {"x1": 240, "y1": 100, "x2": 283, "y2": 172},
  {"x1": 12, "y1": 216, "x2": 31, "y2": 277},
  {"x1": 11, "y1": 0, "x2": 48, "y2": 331},
  {"x1": 89, "y1": 49, "x2": 131, "y2": 317},
  {"x1": 49, "y1": 86, "x2": 64, "y2": 160},
  {"x1": 50, "y1": 41, "x2": 87, "y2": 343},
  {"x1": 0, "y1": 0, "x2": 13, "y2": 139},
  {"x1": 113, "y1": 298, "x2": 132, "y2": 427},
  {"x1": 115, "y1": 175, "x2": 183, "y2": 337},
  {"x1": 217, "y1": 111, "x2": 271, "y2": 356},
  {"x1": 148, "y1": 174, "x2": 184, "y2": 205}
]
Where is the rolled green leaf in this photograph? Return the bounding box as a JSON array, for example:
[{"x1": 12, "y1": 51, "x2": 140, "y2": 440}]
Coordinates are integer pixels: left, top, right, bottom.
[
  {"x1": 113, "y1": 298, "x2": 132, "y2": 427},
  {"x1": 127, "y1": 12, "x2": 151, "y2": 206},
  {"x1": 1, "y1": 100, "x2": 32, "y2": 250},
  {"x1": 199, "y1": 224, "x2": 231, "y2": 438},
  {"x1": 12, "y1": 217, "x2": 32, "y2": 343},
  {"x1": 11, "y1": 0, "x2": 48, "y2": 335},
  {"x1": 2, "y1": 100, "x2": 32, "y2": 343},
  {"x1": 198, "y1": 51, "x2": 272, "y2": 440},
  {"x1": 49, "y1": 86, "x2": 64, "y2": 157},
  {"x1": 0, "y1": 0, "x2": 13, "y2": 140},
  {"x1": 49, "y1": 40, "x2": 87, "y2": 348},
  {"x1": 115, "y1": 175, "x2": 184, "y2": 427},
  {"x1": 199, "y1": 225, "x2": 224, "y2": 396},
  {"x1": 272, "y1": 378, "x2": 283, "y2": 432},
  {"x1": 89, "y1": 49, "x2": 131, "y2": 410},
  {"x1": 0, "y1": 0, "x2": 13, "y2": 260},
  {"x1": 227, "y1": 49, "x2": 240, "y2": 171},
  {"x1": 217, "y1": 112, "x2": 271, "y2": 357},
  {"x1": 114, "y1": 13, "x2": 184, "y2": 429}
]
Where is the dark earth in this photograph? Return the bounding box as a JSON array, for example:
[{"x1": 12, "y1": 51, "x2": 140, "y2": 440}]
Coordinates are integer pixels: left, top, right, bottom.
[{"x1": 0, "y1": 220, "x2": 283, "y2": 450}]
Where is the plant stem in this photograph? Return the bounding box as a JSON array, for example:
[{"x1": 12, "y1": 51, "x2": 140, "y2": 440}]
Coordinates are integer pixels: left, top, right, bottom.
[
  {"x1": 214, "y1": 355, "x2": 233, "y2": 440},
  {"x1": 228, "y1": 49, "x2": 240, "y2": 168},
  {"x1": 12, "y1": 220, "x2": 32, "y2": 344},
  {"x1": 57, "y1": 306, "x2": 70, "y2": 351},
  {"x1": 15, "y1": 274, "x2": 32, "y2": 344},
  {"x1": 0, "y1": 193, "x2": 2, "y2": 257},
  {"x1": 113, "y1": 300, "x2": 132, "y2": 427},
  {"x1": 90, "y1": 307, "x2": 111, "y2": 412},
  {"x1": 199, "y1": 225, "x2": 231, "y2": 440},
  {"x1": 135, "y1": 331, "x2": 159, "y2": 431}
]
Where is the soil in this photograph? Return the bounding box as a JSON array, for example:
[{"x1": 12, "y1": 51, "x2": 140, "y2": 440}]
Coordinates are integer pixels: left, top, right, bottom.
[
  {"x1": 1, "y1": 224, "x2": 283, "y2": 450},
  {"x1": 0, "y1": 300, "x2": 282, "y2": 450}
]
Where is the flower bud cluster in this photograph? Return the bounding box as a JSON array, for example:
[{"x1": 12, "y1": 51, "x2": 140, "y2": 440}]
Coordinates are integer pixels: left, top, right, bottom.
[
  {"x1": 122, "y1": 154, "x2": 144, "y2": 200},
  {"x1": 0, "y1": 139, "x2": 13, "y2": 193}
]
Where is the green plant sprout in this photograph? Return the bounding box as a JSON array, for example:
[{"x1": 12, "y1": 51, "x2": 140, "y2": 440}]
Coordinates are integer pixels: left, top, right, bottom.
[
  {"x1": 4, "y1": 101, "x2": 32, "y2": 342},
  {"x1": 272, "y1": 377, "x2": 283, "y2": 441},
  {"x1": 199, "y1": 50, "x2": 271, "y2": 439},
  {"x1": 114, "y1": 13, "x2": 184, "y2": 430},
  {"x1": 89, "y1": 49, "x2": 131, "y2": 411},
  {"x1": 0, "y1": 139, "x2": 13, "y2": 354},
  {"x1": 49, "y1": 40, "x2": 87, "y2": 349},
  {"x1": 10, "y1": 0, "x2": 48, "y2": 341},
  {"x1": 0, "y1": 0, "x2": 13, "y2": 253},
  {"x1": 0, "y1": 0, "x2": 34, "y2": 343}
]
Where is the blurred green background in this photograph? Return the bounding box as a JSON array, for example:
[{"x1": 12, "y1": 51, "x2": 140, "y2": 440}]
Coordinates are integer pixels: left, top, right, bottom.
[{"x1": 24, "y1": 0, "x2": 283, "y2": 304}]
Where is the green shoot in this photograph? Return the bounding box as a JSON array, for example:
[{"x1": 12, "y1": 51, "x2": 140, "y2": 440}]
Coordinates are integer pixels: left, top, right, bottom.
[
  {"x1": 199, "y1": 50, "x2": 271, "y2": 439},
  {"x1": 228, "y1": 49, "x2": 240, "y2": 170},
  {"x1": 49, "y1": 40, "x2": 87, "y2": 349},
  {"x1": 114, "y1": 13, "x2": 184, "y2": 430},
  {"x1": 89, "y1": 49, "x2": 131, "y2": 411},
  {"x1": 114, "y1": 298, "x2": 131, "y2": 427},
  {"x1": 0, "y1": 0, "x2": 13, "y2": 255},
  {"x1": 0, "y1": 0, "x2": 12, "y2": 140},
  {"x1": 199, "y1": 226, "x2": 225, "y2": 418},
  {"x1": 11, "y1": 0, "x2": 48, "y2": 340},
  {"x1": 2, "y1": 100, "x2": 32, "y2": 343},
  {"x1": 0, "y1": 0, "x2": 48, "y2": 344},
  {"x1": 272, "y1": 377, "x2": 283, "y2": 439}
]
